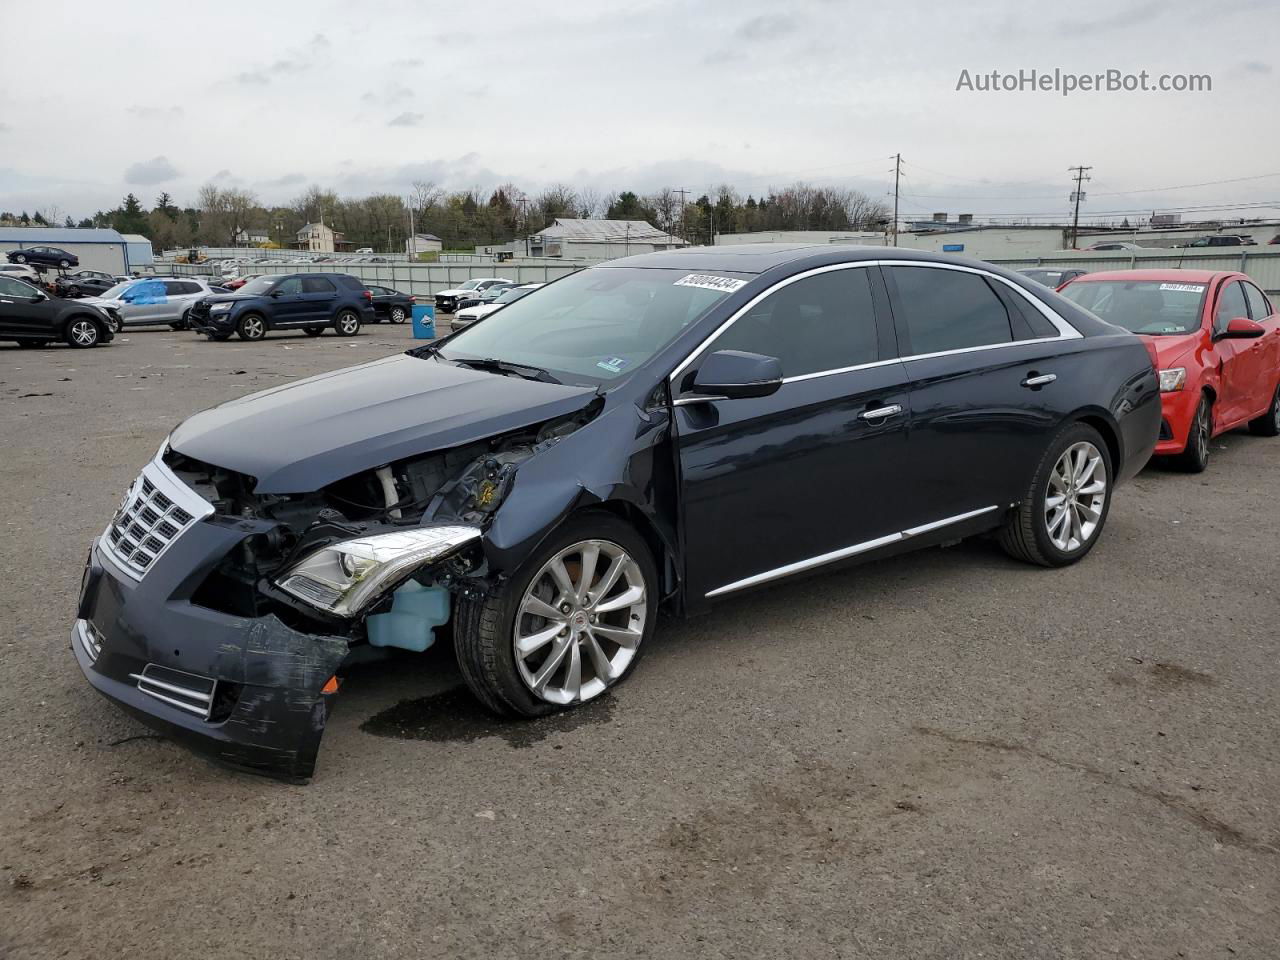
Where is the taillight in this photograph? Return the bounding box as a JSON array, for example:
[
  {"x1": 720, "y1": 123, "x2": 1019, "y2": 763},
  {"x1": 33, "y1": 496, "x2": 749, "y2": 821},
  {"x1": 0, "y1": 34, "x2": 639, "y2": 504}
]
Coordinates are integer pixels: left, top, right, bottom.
[
  {"x1": 362, "y1": 290, "x2": 373, "y2": 302},
  {"x1": 408, "y1": 295, "x2": 416, "y2": 303}
]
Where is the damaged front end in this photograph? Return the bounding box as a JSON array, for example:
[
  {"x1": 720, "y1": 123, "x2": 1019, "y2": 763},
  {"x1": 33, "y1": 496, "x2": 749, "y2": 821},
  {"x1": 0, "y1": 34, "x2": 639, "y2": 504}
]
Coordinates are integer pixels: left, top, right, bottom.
[{"x1": 74, "y1": 405, "x2": 599, "y2": 782}]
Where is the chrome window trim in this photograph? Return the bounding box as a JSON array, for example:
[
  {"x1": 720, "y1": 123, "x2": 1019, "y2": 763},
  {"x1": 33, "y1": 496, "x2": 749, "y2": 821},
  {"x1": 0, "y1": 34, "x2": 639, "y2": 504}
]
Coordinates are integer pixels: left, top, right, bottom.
[
  {"x1": 705, "y1": 505, "x2": 1001, "y2": 598},
  {"x1": 668, "y1": 259, "x2": 1082, "y2": 390}
]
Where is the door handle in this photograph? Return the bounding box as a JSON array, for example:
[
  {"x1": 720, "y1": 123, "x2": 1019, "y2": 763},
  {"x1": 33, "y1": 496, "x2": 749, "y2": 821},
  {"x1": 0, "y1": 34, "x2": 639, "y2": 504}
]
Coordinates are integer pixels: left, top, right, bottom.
[
  {"x1": 859, "y1": 404, "x2": 903, "y2": 421},
  {"x1": 1021, "y1": 373, "x2": 1057, "y2": 387}
]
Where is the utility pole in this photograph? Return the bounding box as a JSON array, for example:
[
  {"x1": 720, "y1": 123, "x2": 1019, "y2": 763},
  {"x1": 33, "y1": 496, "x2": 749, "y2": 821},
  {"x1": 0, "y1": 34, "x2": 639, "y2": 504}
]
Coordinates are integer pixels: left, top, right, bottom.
[
  {"x1": 892, "y1": 153, "x2": 901, "y2": 246},
  {"x1": 674, "y1": 188, "x2": 689, "y2": 243},
  {"x1": 407, "y1": 197, "x2": 416, "y2": 259},
  {"x1": 1069, "y1": 165, "x2": 1092, "y2": 249}
]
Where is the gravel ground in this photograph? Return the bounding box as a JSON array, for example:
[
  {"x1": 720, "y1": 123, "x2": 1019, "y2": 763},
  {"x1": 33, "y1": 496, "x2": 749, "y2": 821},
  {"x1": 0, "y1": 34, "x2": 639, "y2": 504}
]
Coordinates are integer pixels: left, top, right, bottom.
[{"x1": 0, "y1": 322, "x2": 1277, "y2": 959}]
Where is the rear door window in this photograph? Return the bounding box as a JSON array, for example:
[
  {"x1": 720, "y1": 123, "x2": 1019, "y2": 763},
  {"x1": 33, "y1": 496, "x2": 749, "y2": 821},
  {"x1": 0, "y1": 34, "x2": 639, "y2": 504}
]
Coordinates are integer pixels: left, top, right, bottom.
[
  {"x1": 302, "y1": 276, "x2": 336, "y2": 294},
  {"x1": 887, "y1": 266, "x2": 1014, "y2": 355},
  {"x1": 276, "y1": 277, "x2": 304, "y2": 295}
]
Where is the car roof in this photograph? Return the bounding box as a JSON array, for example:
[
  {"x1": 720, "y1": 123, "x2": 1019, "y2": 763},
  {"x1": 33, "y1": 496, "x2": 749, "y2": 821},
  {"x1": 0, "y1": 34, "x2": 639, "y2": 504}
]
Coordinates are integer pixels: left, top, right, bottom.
[
  {"x1": 1065, "y1": 269, "x2": 1234, "y2": 284},
  {"x1": 600, "y1": 243, "x2": 980, "y2": 274}
]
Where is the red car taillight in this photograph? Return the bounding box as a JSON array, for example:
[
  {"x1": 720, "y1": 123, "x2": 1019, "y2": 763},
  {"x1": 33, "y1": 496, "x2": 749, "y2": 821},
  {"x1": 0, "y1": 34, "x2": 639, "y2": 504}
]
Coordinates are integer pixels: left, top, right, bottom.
[
  {"x1": 408, "y1": 295, "x2": 416, "y2": 303},
  {"x1": 362, "y1": 290, "x2": 373, "y2": 302}
]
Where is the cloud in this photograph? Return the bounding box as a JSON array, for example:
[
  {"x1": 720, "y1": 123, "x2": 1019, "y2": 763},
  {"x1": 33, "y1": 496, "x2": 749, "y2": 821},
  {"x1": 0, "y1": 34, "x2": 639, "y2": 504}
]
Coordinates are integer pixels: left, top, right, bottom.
[
  {"x1": 1243, "y1": 60, "x2": 1272, "y2": 74},
  {"x1": 0, "y1": 123, "x2": 9, "y2": 134},
  {"x1": 124, "y1": 156, "x2": 180, "y2": 185},
  {"x1": 735, "y1": 13, "x2": 797, "y2": 41},
  {"x1": 363, "y1": 84, "x2": 414, "y2": 104},
  {"x1": 388, "y1": 112, "x2": 425, "y2": 127},
  {"x1": 127, "y1": 105, "x2": 184, "y2": 120},
  {"x1": 1060, "y1": 2, "x2": 1163, "y2": 34},
  {"x1": 702, "y1": 48, "x2": 744, "y2": 66},
  {"x1": 392, "y1": 57, "x2": 423, "y2": 68},
  {"x1": 260, "y1": 173, "x2": 306, "y2": 188},
  {"x1": 231, "y1": 34, "x2": 328, "y2": 85}
]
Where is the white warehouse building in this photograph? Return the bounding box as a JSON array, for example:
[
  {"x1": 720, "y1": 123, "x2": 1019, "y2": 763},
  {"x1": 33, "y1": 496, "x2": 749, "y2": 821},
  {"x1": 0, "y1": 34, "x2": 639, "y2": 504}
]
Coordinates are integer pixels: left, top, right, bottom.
[{"x1": 0, "y1": 227, "x2": 153, "y2": 275}]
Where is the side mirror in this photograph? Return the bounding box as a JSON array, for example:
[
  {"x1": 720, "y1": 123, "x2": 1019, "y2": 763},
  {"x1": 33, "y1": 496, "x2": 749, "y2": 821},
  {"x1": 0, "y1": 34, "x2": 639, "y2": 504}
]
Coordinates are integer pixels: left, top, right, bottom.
[
  {"x1": 270, "y1": 289, "x2": 284, "y2": 297},
  {"x1": 1218, "y1": 316, "x2": 1265, "y2": 340},
  {"x1": 29, "y1": 293, "x2": 46, "y2": 303},
  {"x1": 690, "y1": 350, "x2": 784, "y2": 400}
]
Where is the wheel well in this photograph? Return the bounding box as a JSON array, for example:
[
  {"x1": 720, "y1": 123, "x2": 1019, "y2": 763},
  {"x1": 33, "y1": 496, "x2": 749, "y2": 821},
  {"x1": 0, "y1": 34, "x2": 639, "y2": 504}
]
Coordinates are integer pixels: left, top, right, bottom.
[
  {"x1": 576, "y1": 501, "x2": 679, "y2": 602},
  {"x1": 66, "y1": 312, "x2": 107, "y2": 330},
  {"x1": 1201, "y1": 384, "x2": 1217, "y2": 406},
  {"x1": 1077, "y1": 414, "x2": 1121, "y2": 471}
]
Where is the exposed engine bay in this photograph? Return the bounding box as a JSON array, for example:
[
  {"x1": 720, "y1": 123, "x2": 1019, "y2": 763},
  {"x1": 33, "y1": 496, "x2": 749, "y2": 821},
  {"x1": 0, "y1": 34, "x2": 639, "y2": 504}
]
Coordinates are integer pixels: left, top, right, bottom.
[{"x1": 164, "y1": 401, "x2": 601, "y2": 633}]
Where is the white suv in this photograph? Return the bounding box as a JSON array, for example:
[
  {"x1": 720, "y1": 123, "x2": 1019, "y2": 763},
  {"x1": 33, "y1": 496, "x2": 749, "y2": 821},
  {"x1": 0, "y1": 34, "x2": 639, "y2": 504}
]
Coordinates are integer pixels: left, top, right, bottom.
[
  {"x1": 434, "y1": 277, "x2": 510, "y2": 314},
  {"x1": 83, "y1": 277, "x2": 218, "y2": 332}
]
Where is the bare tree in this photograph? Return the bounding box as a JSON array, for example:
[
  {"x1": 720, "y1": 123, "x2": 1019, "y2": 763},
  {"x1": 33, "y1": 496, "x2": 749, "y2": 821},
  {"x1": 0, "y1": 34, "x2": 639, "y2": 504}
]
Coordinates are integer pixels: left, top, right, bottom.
[{"x1": 577, "y1": 187, "x2": 602, "y2": 219}]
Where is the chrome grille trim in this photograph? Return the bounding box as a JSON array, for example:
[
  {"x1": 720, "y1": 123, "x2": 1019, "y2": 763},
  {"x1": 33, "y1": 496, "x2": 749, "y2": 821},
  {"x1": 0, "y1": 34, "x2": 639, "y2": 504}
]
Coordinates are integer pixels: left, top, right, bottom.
[
  {"x1": 100, "y1": 450, "x2": 213, "y2": 581},
  {"x1": 78, "y1": 619, "x2": 103, "y2": 663},
  {"x1": 129, "y1": 664, "x2": 217, "y2": 720}
]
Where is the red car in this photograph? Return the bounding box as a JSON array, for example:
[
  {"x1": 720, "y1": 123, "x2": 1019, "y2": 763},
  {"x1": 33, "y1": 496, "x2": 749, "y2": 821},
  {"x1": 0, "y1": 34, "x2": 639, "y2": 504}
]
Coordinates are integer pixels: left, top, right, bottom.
[{"x1": 1058, "y1": 270, "x2": 1280, "y2": 471}]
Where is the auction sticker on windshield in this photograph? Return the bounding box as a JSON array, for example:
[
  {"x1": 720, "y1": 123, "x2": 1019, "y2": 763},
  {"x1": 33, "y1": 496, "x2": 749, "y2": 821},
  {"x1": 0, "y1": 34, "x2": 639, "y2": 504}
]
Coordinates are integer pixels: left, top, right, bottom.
[
  {"x1": 1159, "y1": 283, "x2": 1206, "y2": 293},
  {"x1": 674, "y1": 274, "x2": 748, "y2": 293}
]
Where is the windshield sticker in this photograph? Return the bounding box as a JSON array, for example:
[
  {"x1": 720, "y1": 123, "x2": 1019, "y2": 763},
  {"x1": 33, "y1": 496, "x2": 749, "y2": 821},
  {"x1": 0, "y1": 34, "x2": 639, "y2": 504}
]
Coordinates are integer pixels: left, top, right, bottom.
[
  {"x1": 1159, "y1": 283, "x2": 1205, "y2": 293},
  {"x1": 674, "y1": 274, "x2": 747, "y2": 294},
  {"x1": 597, "y1": 356, "x2": 630, "y2": 373}
]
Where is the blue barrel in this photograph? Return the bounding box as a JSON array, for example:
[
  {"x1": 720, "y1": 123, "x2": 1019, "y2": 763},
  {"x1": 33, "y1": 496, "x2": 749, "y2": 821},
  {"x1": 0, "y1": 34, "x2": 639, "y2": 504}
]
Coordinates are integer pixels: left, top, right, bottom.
[{"x1": 410, "y1": 304, "x2": 436, "y2": 339}]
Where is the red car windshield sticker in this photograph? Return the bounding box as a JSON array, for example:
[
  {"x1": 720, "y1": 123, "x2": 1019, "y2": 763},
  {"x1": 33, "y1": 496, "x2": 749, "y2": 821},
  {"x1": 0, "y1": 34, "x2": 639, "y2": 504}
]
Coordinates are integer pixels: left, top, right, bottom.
[{"x1": 1159, "y1": 283, "x2": 1205, "y2": 293}]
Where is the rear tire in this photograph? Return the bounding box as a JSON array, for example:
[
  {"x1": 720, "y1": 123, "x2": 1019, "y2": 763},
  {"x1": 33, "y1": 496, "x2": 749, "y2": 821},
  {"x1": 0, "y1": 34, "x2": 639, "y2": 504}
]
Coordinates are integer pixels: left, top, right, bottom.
[
  {"x1": 12, "y1": 253, "x2": 26, "y2": 263},
  {"x1": 1248, "y1": 384, "x2": 1280, "y2": 437},
  {"x1": 236, "y1": 313, "x2": 267, "y2": 341},
  {"x1": 67, "y1": 285, "x2": 80, "y2": 298},
  {"x1": 1172, "y1": 394, "x2": 1211, "y2": 472},
  {"x1": 334, "y1": 309, "x2": 361, "y2": 336},
  {"x1": 389, "y1": 306, "x2": 407, "y2": 324},
  {"x1": 999, "y1": 421, "x2": 1113, "y2": 568},
  {"x1": 58, "y1": 259, "x2": 71, "y2": 269},
  {"x1": 454, "y1": 511, "x2": 658, "y2": 718}
]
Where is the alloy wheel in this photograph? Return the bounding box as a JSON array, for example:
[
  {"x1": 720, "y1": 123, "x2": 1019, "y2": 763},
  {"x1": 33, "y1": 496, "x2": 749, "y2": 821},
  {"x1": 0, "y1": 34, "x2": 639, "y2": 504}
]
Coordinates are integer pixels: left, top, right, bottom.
[
  {"x1": 337, "y1": 312, "x2": 360, "y2": 335},
  {"x1": 1044, "y1": 441, "x2": 1107, "y2": 552},
  {"x1": 69, "y1": 320, "x2": 99, "y2": 347},
  {"x1": 513, "y1": 539, "x2": 647, "y2": 705},
  {"x1": 242, "y1": 316, "x2": 265, "y2": 340},
  {"x1": 1192, "y1": 403, "x2": 1210, "y2": 462},
  {"x1": 390, "y1": 307, "x2": 406, "y2": 323}
]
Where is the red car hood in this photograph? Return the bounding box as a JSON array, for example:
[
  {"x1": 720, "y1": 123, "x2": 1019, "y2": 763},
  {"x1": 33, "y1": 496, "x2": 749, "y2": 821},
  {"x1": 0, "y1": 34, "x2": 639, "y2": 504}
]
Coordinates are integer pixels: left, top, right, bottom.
[{"x1": 1139, "y1": 331, "x2": 1203, "y2": 368}]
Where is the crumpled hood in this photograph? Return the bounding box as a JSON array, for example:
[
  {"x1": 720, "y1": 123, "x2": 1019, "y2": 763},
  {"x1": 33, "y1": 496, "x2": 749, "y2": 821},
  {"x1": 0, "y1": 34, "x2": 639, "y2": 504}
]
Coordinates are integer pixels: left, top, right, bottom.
[{"x1": 169, "y1": 353, "x2": 597, "y2": 493}]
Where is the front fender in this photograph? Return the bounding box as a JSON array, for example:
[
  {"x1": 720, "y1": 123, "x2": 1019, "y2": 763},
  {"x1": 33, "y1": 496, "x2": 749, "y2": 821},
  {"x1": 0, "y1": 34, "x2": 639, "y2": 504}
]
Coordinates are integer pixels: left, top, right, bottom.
[{"x1": 480, "y1": 401, "x2": 678, "y2": 582}]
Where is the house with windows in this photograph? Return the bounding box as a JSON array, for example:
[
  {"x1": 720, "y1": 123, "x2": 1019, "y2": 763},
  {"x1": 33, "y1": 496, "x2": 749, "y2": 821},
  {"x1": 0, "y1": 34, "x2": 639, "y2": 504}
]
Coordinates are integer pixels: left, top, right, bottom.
[
  {"x1": 405, "y1": 233, "x2": 443, "y2": 255},
  {"x1": 295, "y1": 222, "x2": 350, "y2": 253}
]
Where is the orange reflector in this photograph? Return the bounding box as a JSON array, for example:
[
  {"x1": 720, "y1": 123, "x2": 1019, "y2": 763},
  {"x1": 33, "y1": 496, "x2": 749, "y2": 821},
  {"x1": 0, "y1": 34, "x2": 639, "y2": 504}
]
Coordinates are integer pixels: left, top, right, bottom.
[{"x1": 321, "y1": 676, "x2": 340, "y2": 695}]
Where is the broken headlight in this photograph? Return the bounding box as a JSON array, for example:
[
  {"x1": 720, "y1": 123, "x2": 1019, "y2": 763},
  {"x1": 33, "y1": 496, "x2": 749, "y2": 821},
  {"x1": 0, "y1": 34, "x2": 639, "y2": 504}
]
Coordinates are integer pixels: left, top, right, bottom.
[{"x1": 276, "y1": 525, "x2": 480, "y2": 617}]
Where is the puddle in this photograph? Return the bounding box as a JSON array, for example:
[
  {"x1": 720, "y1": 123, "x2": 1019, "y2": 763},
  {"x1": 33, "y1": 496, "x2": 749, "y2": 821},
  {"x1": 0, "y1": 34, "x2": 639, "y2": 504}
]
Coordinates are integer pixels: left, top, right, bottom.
[{"x1": 360, "y1": 686, "x2": 614, "y2": 746}]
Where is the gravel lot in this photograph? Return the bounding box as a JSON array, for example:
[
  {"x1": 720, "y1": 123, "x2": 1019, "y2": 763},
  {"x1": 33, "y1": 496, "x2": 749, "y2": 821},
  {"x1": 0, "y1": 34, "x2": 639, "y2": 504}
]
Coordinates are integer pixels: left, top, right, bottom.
[{"x1": 1, "y1": 323, "x2": 1277, "y2": 959}]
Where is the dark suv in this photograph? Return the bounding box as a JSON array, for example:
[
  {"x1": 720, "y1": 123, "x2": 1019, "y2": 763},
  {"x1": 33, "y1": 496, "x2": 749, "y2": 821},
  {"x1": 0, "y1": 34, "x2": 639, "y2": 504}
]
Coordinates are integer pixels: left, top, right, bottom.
[{"x1": 187, "y1": 273, "x2": 375, "y2": 341}]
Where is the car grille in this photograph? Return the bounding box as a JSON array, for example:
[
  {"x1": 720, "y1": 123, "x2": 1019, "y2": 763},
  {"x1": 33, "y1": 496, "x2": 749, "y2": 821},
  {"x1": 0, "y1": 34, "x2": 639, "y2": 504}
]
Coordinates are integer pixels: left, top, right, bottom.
[
  {"x1": 78, "y1": 620, "x2": 104, "y2": 663},
  {"x1": 129, "y1": 664, "x2": 217, "y2": 719},
  {"x1": 100, "y1": 456, "x2": 213, "y2": 580}
]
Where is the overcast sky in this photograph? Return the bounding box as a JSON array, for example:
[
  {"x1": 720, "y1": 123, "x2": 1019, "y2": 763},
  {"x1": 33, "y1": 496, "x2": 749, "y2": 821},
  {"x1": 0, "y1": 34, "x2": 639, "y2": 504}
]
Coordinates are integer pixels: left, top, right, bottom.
[{"x1": 1, "y1": 0, "x2": 1277, "y2": 224}]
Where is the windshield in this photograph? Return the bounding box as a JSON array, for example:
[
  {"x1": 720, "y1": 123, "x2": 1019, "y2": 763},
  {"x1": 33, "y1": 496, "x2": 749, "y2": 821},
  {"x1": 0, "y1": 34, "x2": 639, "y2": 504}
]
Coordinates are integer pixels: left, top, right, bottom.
[
  {"x1": 100, "y1": 281, "x2": 137, "y2": 300},
  {"x1": 495, "y1": 286, "x2": 534, "y2": 304},
  {"x1": 1059, "y1": 280, "x2": 1207, "y2": 335},
  {"x1": 458, "y1": 279, "x2": 483, "y2": 290},
  {"x1": 239, "y1": 275, "x2": 283, "y2": 295},
  {"x1": 438, "y1": 267, "x2": 747, "y2": 383},
  {"x1": 1021, "y1": 270, "x2": 1067, "y2": 287}
]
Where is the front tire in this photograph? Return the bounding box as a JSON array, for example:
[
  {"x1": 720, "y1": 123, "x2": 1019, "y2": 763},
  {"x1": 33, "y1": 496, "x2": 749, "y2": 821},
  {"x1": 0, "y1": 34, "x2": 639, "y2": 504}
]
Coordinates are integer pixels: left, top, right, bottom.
[
  {"x1": 389, "y1": 306, "x2": 407, "y2": 324},
  {"x1": 334, "y1": 309, "x2": 361, "y2": 336},
  {"x1": 454, "y1": 512, "x2": 658, "y2": 718},
  {"x1": 67, "y1": 285, "x2": 80, "y2": 298},
  {"x1": 303, "y1": 326, "x2": 324, "y2": 337},
  {"x1": 58, "y1": 259, "x2": 71, "y2": 269},
  {"x1": 65, "y1": 318, "x2": 102, "y2": 349},
  {"x1": 1248, "y1": 383, "x2": 1280, "y2": 437},
  {"x1": 999, "y1": 422, "x2": 1113, "y2": 568},
  {"x1": 236, "y1": 313, "x2": 267, "y2": 341},
  {"x1": 1172, "y1": 394, "x2": 1211, "y2": 472}
]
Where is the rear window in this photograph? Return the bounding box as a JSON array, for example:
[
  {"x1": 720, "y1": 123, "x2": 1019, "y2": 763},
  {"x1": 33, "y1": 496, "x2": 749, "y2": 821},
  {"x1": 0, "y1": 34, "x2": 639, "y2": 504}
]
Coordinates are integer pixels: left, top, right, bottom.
[{"x1": 1059, "y1": 280, "x2": 1206, "y2": 335}]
